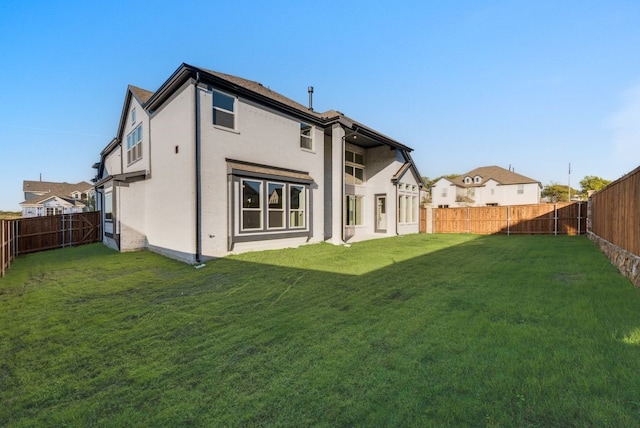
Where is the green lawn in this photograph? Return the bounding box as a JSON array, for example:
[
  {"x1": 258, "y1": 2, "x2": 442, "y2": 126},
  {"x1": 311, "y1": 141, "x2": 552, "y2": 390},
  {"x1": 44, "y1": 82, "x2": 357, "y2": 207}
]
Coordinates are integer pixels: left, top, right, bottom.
[{"x1": 2, "y1": 234, "x2": 640, "y2": 427}]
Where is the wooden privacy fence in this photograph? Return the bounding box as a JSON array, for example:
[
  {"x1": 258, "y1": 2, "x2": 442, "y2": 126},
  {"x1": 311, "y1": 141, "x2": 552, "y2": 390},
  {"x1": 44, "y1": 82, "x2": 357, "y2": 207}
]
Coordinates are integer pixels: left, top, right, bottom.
[
  {"x1": 589, "y1": 166, "x2": 640, "y2": 257},
  {"x1": 1, "y1": 219, "x2": 17, "y2": 278},
  {"x1": 432, "y1": 202, "x2": 586, "y2": 235},
  {"x1": 1, "y1": 212, "x2": 101, "y2": 278}
]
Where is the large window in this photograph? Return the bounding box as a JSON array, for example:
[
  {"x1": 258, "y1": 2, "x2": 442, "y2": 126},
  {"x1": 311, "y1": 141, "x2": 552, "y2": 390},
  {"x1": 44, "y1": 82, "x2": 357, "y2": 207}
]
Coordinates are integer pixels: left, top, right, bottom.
[
  {"x1": 345, "y1": 150, "x2": 365, "y2": 185},
  {"x1": 398, "y1": 182, "x2": 419, "y2": 224},
  {"x1": 240, "y1": 179, "x2": 307, "y2": 232},
  {"x1": 213, "y1": 90, "x2": 235, "y2": 129},
  {"x1": 300, "y1": 122, "x2": 313, "y2": 150},
  {"x1": 345, "y1": 195, "x2": 363, "y2": 226},
  {"x1": 126, "y1": 124, "x2": 143, "y2": 164}
]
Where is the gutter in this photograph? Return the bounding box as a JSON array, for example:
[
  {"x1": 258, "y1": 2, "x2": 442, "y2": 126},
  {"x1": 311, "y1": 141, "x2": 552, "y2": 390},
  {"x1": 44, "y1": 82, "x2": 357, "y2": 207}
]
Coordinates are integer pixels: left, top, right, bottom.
[{"x1": 194, "y1": 72, "x2": 202, "y2": 263}]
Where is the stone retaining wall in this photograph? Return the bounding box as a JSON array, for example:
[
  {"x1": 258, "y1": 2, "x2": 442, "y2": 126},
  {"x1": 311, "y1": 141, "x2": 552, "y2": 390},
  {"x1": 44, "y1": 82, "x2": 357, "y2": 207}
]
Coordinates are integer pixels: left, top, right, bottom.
[{"x1": 588, "y1": 232, "x2": 640, "y2": 287}]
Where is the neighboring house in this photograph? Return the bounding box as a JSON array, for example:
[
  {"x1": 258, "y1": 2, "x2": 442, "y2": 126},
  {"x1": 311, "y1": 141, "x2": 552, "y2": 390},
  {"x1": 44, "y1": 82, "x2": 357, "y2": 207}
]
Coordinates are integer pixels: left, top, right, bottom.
[
  {"x1": 93, "y1": 63, "x2": 423, "y2": 262},
  {"x1": 430, "y1": 166, "x2": 541, "y2": 208},
  {"x1": 20, "y1": 180, "x2": 94, "y2": 217}
]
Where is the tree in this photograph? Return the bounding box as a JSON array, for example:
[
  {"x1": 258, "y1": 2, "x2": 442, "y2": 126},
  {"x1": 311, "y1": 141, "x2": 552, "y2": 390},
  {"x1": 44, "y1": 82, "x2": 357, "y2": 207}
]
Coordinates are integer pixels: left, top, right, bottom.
[
  {"x1": 579, "y1": 176, "x2": 611, "y2": 195},
  {"x1": 421, "y1": 175, "x2": 460, "y2": 206},
  {"x1": 542, "y1": 182, "x2": 579, "y2": 202}
]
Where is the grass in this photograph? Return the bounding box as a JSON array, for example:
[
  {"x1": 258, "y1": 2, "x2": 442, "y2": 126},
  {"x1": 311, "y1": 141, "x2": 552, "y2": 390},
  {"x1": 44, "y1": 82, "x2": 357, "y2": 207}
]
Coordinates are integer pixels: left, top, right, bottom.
[
  {"x1": 1, "y1": 234, "x2": 640, "y2": 426},
  {"x1": 0, "y1": 211, "x2": 21, "y2": 219}
]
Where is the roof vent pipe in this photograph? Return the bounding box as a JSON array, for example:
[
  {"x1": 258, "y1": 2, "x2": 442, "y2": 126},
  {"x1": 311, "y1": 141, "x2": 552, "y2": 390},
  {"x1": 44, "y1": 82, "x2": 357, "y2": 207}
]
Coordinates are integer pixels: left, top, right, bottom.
[{"x1": 308, "y1": 86, "x2": 314, "y2": 111}]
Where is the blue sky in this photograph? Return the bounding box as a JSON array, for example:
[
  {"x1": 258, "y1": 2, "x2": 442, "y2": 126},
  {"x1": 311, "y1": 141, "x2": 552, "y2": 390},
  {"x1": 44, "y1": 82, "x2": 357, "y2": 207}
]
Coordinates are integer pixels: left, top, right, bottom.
[{"x1": 1, "y1": 0, "x2": 639, "y2": 210}]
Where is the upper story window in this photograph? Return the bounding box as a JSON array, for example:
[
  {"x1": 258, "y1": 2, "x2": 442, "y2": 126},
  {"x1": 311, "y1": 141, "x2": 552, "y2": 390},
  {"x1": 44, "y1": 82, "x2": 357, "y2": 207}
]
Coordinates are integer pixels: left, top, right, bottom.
[
  {"x1": 474, "y1": 176, "x2": 482, "y2": 183},
  {"x1": 126, "y1": 124, "x2": 143, "y2": 164},
  {"x1": 131, "y1": 108, "x2": 136, "y2": 125},
  {"x1": 213, "y1": 89, "x2": 236, "y2": 129},
  {"x1": 300, "y1": 122, "x2": 313, "y2": 150},
  {"x1": 464, "y1": 177, "x2": 472, "y2": 184},
  {"x1": 345, "y1": 150, "x2": 365, "y2": 185},
  {"x1": 517, "y1": 184, "x2": 524, "y2": 194}
]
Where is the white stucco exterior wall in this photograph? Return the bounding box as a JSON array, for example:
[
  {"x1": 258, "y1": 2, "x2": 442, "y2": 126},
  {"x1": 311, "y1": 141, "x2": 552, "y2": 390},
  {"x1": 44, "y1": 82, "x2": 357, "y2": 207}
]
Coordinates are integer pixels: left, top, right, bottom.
[{"x1": 144, "y1": 81, "x2": 197, "y2": 261}]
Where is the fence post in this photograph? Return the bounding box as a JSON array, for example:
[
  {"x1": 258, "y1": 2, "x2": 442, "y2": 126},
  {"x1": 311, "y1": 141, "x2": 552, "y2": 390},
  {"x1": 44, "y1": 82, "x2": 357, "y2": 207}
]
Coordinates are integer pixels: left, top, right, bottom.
[
  {"x1": 467, "y1": 207, "x2": 470, "y2": 234},
  {"x1": 1, "y1": 220, "x2": 5, "y2": 278},
  {"x1": 14, "y1": 220, "x2": 19, "y2": 257},
  {"x1": 507, "y1": 205, "x2": 511, "y2": 236},
  {"x1": 577, "y1": 202, "x2": 582, "y2": 235},
  {"x1": 554, "y1": 203, "x2": 558, "y2": 236}
]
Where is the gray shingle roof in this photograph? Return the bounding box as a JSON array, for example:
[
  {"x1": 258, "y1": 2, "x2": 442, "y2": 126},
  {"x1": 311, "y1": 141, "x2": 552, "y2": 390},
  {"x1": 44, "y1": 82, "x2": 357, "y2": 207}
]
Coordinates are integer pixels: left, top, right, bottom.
[
  {"x1": 22, "y1": 180, "x2": 93, "y2": 195},
  {"x1": 453, "y1": 166, "x2": 540, "y2": 187}
]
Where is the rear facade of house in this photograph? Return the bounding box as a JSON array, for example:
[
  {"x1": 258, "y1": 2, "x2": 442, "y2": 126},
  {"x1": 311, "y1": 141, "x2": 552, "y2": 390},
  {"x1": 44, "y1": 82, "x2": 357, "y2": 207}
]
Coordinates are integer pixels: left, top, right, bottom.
[{"x1": 93, "y1": 64, "x2": 423, "y2": 262}]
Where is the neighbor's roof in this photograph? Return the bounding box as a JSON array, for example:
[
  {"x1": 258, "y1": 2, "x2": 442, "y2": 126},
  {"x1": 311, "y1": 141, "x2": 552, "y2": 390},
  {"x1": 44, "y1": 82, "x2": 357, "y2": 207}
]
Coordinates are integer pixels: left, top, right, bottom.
[
  {"x1": 23, "y1": 180, "x2": 93, "y2": 195},
  {"x1": 20, "y1": 194, "x2": 87, "y2": 207},
  {"x1": 453, "y1": 166, "x2": 540, "y2": 187}
]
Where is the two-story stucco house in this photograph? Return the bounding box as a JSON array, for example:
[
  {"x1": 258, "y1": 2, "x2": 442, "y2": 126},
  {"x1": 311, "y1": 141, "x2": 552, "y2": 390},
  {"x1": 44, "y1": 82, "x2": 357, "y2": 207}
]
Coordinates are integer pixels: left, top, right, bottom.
[
  {"x1": 93, "y1": 63, "x2": 423, "y2": 262},
  {"x1": 430, "y1": 166, "x2": 541, "y2": 208}
]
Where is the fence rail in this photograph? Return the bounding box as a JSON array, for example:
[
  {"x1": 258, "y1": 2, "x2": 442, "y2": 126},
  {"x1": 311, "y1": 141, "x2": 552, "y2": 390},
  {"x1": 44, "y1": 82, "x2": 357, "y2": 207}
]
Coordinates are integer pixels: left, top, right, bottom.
[
  {"x1": 431, "y1": 202, "x2": 586, "y2": 235},
  {"x1": 0, "y1": 212, "x2": 101, "y2": 278}
]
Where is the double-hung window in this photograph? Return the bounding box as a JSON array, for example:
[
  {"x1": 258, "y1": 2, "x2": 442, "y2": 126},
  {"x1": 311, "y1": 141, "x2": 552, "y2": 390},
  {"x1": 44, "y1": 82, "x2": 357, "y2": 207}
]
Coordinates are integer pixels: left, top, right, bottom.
[
  {"x1": 213, "y1": 89, "x2": 236, "y2": 129},
  {"x1": 242, "y1": 180, "x2": 262, "y2": 230},
  {"x1": 300, "y1": 122, "x2": 313, "y2": 150},
  {"x1": 126, "y1": 124, "x2": 143, "y2": 164},
  {"x1": 345, "y1": 150, "x2": 365, "y2": 185},
  {"x1": 290, "y1": 185, "x2": 305, "y2": 228},
  {"x1": 268, "y1": 183, "x2": 285, "y2": 229}
]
